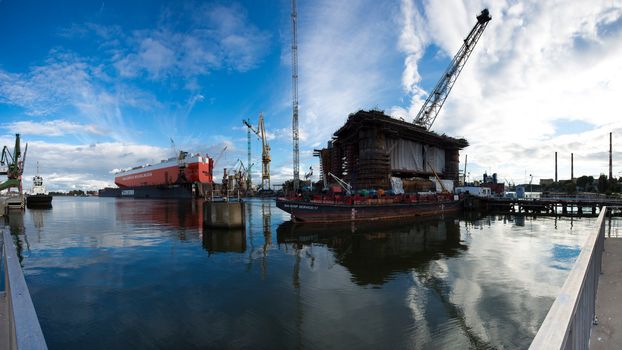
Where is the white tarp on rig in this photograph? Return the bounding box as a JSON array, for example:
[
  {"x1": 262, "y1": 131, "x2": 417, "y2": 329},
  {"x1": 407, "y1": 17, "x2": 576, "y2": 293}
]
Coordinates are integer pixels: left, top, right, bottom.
[
  {"x1": 429, "y1": 177, "x2": 454, "y2": 193},
  {"x1": 390, "y1": 177, "x2": 405, "y2": 194},
  {"x1": 386, "y1": 139, "x2": 445, "y2": 174}
]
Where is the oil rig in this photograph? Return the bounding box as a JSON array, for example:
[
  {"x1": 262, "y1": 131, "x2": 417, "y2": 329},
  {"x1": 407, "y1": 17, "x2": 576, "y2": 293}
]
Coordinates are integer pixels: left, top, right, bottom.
[{"x1": 314, "y1": 9, "x2": 492, "y2": 194}]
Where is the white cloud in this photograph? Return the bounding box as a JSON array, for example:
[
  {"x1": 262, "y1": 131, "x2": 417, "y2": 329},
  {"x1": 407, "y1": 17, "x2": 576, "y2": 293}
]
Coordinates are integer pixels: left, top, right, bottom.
[
  {"x1": 295, "y1": 0, "x2": 402, "y2": 147},
  {"x1": 4, "y1": 119, "x2": 106, "y2": 136},
  {"x1": 1, "y1": 137, "x2": 169, "y2": 191},
  {"x1": 111, "y1": 3, "x2": 271, "y2": 80},
  {"x1": 0, "y1": 51, "x2": 158, "y2": 142}
]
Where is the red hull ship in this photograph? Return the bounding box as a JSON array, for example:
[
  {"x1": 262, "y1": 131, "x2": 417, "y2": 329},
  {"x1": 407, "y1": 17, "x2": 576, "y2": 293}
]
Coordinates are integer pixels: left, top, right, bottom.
[
  {"x1": 115, "y1": 154, "x2": 213, "y2": 187},
  {"x1": 100, "y1": 152, "x2": 214, "y2": 199}
]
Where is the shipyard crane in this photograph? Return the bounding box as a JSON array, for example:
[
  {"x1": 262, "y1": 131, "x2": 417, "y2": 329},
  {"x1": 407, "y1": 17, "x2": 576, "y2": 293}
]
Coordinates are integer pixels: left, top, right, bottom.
[
  {"x1": 242, "y1": 117, "x2": 254, "y2": 191},
  {"x1": 413, "y1": 9, "x2": 492, "y2": 130},
  {"x1": 244, "y1": 113, "x2": 271, "y2": 191},
  {"x1": 291, "y1": 0, "x2": 300, "y2": 192},
  {"x1": 0, "y1": 133, "x2": 28, "y2": 192}
]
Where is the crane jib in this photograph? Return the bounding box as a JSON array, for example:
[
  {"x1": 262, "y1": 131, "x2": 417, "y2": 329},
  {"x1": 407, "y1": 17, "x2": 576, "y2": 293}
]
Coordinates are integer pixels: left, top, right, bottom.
[{"x1": 413, "y1": 9, "x2": 492, "y2": 131}]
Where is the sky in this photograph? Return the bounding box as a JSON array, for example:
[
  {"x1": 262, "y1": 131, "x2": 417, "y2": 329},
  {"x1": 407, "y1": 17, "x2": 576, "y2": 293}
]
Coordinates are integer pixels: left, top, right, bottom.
[{"x1": 1, "y1": 0, "x2": 622, "y2": 191}]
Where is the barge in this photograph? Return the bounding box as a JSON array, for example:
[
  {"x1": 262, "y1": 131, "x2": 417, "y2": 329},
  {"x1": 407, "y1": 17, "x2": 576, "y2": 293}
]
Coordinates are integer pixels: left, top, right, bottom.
[{"x1": 276, "y1": 193, "x2": 463, "y2": 223}]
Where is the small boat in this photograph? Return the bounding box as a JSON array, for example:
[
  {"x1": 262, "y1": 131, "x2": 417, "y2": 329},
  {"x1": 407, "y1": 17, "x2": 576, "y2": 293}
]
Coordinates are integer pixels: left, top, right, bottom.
[
  {"x1": 26, "y1": 174, "x2": 53, "y2": 208},
  {"x1": 276, "y1": 192, "x2": 463, "y2": 223}
]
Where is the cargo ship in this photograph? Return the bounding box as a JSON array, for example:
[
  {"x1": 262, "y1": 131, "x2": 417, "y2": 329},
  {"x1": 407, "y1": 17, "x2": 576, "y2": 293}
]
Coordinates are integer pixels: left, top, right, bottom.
[
  {"x1": 276, "y1": 193, "x2": 463, "y2": 223},
  {"x1": 99, "y1": 151, "x2": 214, "y2": 199}
]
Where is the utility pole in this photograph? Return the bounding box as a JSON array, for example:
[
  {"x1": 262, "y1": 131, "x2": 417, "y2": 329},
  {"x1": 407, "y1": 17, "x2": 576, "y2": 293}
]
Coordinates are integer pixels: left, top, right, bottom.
[{"x1": 291, "y1": 0, "x2": 300, "y2": 192}]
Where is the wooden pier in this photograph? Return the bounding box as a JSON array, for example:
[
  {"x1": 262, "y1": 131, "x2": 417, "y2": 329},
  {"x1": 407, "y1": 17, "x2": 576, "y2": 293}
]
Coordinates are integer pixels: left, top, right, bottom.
[{"x1": 467, "y1": 195, "x2": 622, "y2": 216}]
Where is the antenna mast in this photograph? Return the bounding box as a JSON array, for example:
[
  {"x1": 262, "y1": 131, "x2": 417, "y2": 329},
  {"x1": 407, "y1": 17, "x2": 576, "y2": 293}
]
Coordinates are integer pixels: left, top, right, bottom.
[{"x1": 291, "y1": 0, "x2": 300, "y2": 192}]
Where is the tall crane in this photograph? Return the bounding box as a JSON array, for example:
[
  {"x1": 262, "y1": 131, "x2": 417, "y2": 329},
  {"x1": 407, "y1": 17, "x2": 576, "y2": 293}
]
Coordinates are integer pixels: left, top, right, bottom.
[
  {"x1": 242, "y1": 117, "x2": 253, "y2": 190},
  {"x1": 244, "y1": 113, "x2": 271, "y2": 191},
  {"x1": 413, "y1": 9, "x2": 492, "y2": 130},
  {"x1": 291, "y1": 0, "x2": 300, "y2": 192}
]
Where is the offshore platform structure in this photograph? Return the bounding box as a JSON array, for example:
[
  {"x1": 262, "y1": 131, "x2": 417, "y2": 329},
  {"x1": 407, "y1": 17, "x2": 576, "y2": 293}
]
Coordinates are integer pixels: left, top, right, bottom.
[
  {"x1": 244, "y1": 113, "x2": 271, "y2": 191},
  {"x1": 314, "y1": 9, "x2": 491, "y2": 191},
  {"x1": 0, "y1": 133, "x2": 28, "y2": 192}
]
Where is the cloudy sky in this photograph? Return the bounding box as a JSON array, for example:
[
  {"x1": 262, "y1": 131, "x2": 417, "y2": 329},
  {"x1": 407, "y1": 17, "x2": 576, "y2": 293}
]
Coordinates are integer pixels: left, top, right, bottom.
[{"x1": 1, "y1": 0, "x2": 622, "y2": 191}]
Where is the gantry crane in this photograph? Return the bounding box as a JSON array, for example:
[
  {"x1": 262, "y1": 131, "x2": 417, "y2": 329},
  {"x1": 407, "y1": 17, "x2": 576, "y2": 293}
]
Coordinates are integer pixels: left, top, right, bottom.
[
  {"x1": 413, "y1": 9, "x2": 492, "y2": 130},
  {"x1": 244, "y1": 113, "x2": 271, "y2": 191}
]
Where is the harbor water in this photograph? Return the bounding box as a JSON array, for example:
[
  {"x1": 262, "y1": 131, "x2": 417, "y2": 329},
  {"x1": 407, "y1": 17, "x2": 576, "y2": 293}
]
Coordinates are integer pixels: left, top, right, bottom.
[{"x1": 4, "y1": 197, "x2": 615, "y2": 349}]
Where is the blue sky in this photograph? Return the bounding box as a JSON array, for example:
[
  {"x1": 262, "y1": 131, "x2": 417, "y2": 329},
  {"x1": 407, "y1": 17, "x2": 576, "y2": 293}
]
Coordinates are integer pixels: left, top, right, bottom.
[{"x1": 1, "y1": 0, "x2": 622, "y2": 191}]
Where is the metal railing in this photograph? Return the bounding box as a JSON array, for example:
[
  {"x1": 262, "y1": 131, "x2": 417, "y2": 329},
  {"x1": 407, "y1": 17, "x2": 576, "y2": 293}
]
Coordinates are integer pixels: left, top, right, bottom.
[
  {"x1": 529, "y1": 207, "x2": 607, "y2": 349},
  {"x1": 1, "y1": 228, "x2": 48, "y2": 350}
]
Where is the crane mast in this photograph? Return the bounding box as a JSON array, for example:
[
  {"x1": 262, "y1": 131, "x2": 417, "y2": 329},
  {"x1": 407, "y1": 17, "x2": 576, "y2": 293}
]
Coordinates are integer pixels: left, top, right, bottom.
[
  {"x1": 413, "y1": 9, "x2": 492, "y2": 130},
  {"x1": 242, "y1": 117, "x2": 253, "y2": 190},
  {"x1": 258, "y1": 113, "x2": 271, "y2": 190},
  {"x1": 291, "y1": 0, "x2": 300, "y2": 192}
]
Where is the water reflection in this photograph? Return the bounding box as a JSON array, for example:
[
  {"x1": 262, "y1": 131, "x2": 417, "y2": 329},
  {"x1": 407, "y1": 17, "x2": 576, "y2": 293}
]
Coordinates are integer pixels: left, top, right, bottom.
[
  {"x1": 14, "y1": 198, "x2": 619, "y2": 349},
  {"x1": 277, "y1": 216, "x2": 467, "y2": 286},
  {"x1": 115, "y1": 199, "x2": 205, "y2": 231},
  {"x1": 202, "y1": 229, "x2": 246, "y2": 253},
  {"x1": 6, "y1": 210, "x2": 28, "y2": 263}
]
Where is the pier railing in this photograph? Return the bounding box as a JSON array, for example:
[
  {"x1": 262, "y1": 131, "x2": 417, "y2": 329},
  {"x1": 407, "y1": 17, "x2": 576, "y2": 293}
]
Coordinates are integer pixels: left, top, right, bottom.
[
  {"x1": 1, "y1": 228, "x2": 48, "y2": 350},
  {"x1": 529, "y1": 207, "x2": 607, "y2": 349}
]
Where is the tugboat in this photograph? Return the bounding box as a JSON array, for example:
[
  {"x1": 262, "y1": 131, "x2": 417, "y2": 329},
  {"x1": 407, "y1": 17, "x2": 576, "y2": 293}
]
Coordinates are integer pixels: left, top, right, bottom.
[{"x1": 26, "y1": 168, "x2": 52, "y2": 208}]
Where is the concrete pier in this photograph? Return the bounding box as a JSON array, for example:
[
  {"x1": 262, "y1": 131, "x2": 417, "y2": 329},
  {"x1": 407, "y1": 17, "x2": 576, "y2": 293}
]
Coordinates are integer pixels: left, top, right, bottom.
[
  {"x1": 0, "y1": 195, "x2": 24, "y2": 216},
  {"x1": 204, "y1": 201, "x2": 246, "y2": 228}
]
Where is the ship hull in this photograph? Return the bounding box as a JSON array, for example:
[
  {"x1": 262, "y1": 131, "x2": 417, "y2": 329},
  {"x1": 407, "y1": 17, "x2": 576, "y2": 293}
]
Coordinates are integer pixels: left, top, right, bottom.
[
  {"x1": 99, "y1": 183, "x2": 211, "y2": 199},
  {"x1": 276, "y1": 198, "x2": 463, "y2": 223},
  {"x1": 115, "y1": 156, "x2": 213, "y2": 188},
  {"x1": 26, "y1": 194, "x2": 53, "y2": 208}
]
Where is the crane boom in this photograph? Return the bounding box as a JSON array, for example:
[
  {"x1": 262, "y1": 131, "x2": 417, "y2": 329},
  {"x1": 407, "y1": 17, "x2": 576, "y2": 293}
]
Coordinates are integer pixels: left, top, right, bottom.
[{"x1": 413, "y1": 9, "x2": 491, "y2": 130}]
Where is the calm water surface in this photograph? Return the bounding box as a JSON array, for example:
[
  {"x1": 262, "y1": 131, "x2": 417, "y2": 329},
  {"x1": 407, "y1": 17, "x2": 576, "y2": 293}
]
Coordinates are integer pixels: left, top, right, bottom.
[{"x1": 4, "y1": 197, "x2": 610, "y2": 349}]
